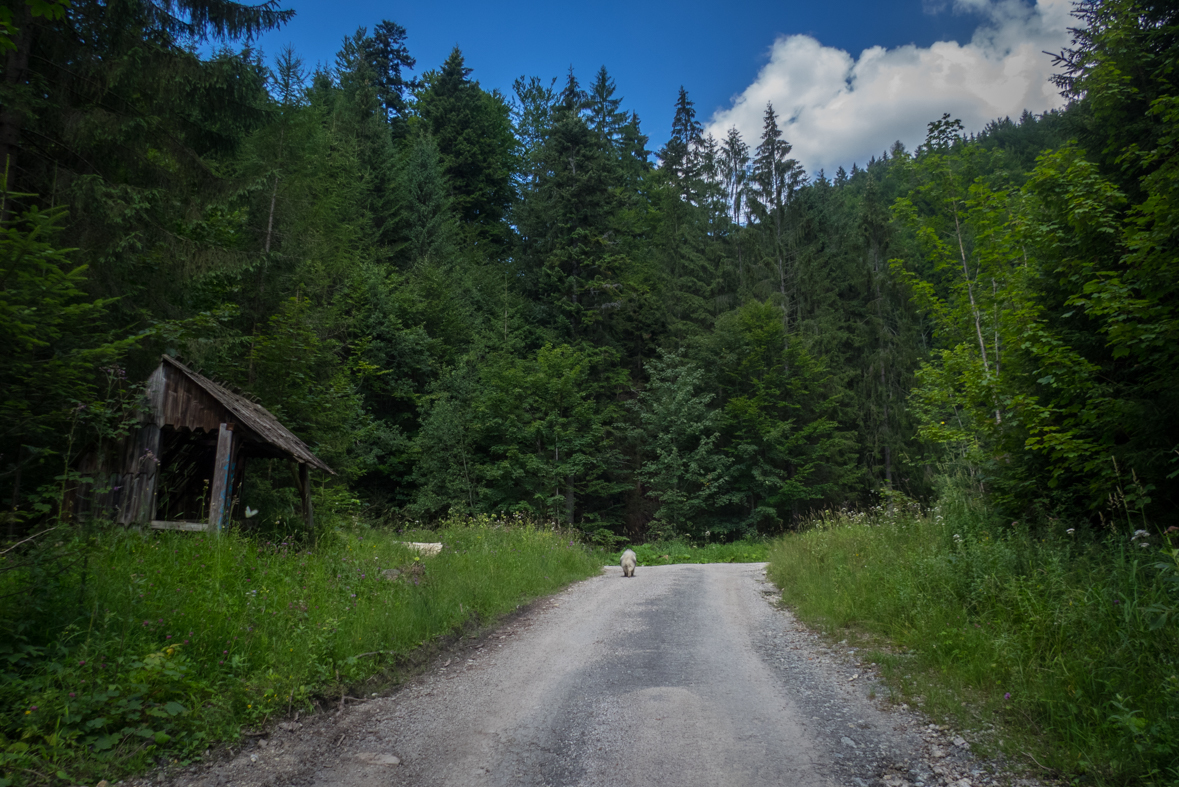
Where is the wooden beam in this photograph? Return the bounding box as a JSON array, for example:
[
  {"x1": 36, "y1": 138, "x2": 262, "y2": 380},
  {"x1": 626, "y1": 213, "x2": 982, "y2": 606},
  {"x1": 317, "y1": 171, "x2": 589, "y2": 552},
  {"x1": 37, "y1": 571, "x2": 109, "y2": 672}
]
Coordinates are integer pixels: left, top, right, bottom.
[
  {"x1": 208, "y1": 423, "x2": 235, "y2": 533},
  {"x1": 118, "y1": 424, "x2": 162, "y2": 525},
  {"x1": 150, "y1": 520, "x2": 211, "y2": 532},
  {"x1": 299, "y1": 462, "x2": 314, "y2": 538}
]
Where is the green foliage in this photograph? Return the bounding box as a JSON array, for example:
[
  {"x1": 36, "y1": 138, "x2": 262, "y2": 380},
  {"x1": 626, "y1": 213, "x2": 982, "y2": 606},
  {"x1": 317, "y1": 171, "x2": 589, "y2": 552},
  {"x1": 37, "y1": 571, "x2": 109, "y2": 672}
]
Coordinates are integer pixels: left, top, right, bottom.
[
  {"x1": 890, "y1": 7, "x2": 1179, "y2": 524},
  {"x1": 630, "y1": 351, "x2": 736, "y2": 540},
  {"x1": 246, "y1": 296, "x2": 377, "y2": 480},
  {"x1": 0, "y1": 518, "x2": 601, "y2": 785},
  {"x1": 415, "y1": 48, "x2": 516, "y2": 246},
  {"x1": 516, "y1": 83, "x2": 639, "y2": 346},
  {"x1": 710, "y1": 300, "x2": 852, "y2": 529},
  {"x1": 767, "y1": 498, "x2": 1179, "y2": 784},
  {"x1": 393, "y1": 130, "x2": 459, "y2": 267},
  {"x1": 7, "y1": 7, "x2": 1179, "y2": 781},
  {"x1": 622, "y1": 538, "x2": 769, "y2": 566},
  {"x1": 413, "y1": 344, "x2": 625, "y2": 527},
  {"x1": 0, "y1": 196, "x2": 140, "y2": 516}
]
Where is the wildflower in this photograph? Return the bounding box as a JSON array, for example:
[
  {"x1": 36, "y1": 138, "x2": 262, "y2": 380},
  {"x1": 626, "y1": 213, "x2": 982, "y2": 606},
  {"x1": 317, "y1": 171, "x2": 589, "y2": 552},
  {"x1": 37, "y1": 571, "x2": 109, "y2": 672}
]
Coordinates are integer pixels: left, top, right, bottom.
[
  {"x1": 1004, "y1": 693, "x2": 1011, "y2": 700},
  {"x1": 1066, "y1": 528, "x2": 1075, "y2": 535},
  {"x1": 78, "y1": 660, "x2": 86, "y2": 666},
  {"x1": 69, "y1": 693, "x2": 75, "y2": 698}
]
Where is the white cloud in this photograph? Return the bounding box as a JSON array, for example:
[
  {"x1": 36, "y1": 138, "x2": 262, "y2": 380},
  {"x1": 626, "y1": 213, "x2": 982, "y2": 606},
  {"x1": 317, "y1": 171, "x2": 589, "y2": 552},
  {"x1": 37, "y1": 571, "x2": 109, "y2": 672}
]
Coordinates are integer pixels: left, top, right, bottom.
[{"x1": 704, "y1": 0, "x2": 1073, "y2": 176}]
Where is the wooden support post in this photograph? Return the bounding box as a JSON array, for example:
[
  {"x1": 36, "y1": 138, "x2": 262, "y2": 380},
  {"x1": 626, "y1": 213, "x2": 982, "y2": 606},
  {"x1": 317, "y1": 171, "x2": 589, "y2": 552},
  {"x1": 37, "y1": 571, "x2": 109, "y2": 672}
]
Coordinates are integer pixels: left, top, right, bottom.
[
  {"x1": 298, "y1": 462, "x2": 314, "y2": 539},
  {"x1": 137, "y1": 424, "x2": 162, "y2": 524},
  {"x1": 208, "y1": 423, "x2": 235, "y2": 533},
  {"x1": 118, "y1": 425, "x2": 161, "y2": 525}
]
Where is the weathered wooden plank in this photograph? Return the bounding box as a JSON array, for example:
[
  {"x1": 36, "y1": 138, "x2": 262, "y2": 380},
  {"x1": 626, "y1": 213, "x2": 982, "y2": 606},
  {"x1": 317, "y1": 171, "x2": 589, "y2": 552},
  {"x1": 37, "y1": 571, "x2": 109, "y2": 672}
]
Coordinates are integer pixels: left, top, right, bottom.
[
  {"x1": 128, "y1": 423, "x2": 162, "y2": 523},
  {"x1": 299, "y1": 462, "x2": 314, "y2": 533},
  {"x1": 145, "y1": 365, "x2": 167, "y2": 426},
  {"x1": 208, "y1": 423, "x2": 235, "y2": 533},
  {"x1": 150, "y1": 520, "x2": 211, "y2": 532},
  {"x1": 117, "y1": 470, "x2": 134, "y2": 524}
]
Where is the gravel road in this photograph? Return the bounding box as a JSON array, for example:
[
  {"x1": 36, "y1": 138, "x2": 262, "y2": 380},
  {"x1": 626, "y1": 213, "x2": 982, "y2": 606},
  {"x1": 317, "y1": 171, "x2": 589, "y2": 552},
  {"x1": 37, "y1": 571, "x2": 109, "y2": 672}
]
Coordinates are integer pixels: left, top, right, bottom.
[{"x1": 142, "y1": 563, "x2": 1044, "y2": 787}]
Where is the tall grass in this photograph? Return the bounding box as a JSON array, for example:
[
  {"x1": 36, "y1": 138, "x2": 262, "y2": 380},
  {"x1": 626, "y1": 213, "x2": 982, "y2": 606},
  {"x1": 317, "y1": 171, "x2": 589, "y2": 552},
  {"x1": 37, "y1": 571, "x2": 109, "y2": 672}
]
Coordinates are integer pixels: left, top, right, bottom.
[
  {"x1": 766, "y1": 492, "x2": 1179, "y2": 785},
  {"x1": 0, "y1": 517, "x2": 602, "y2": 785},
  {"x1": 624, "y1": 538, "x2": 769, "y2": 566}
]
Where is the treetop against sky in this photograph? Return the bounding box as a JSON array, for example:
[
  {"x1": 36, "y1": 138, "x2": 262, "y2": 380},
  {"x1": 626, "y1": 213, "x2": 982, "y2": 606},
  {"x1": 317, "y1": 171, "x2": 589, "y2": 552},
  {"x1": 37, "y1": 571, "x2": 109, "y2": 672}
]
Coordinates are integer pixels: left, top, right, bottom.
[{"x1": 248, "y1": 0, "x2": 1069, "y2": 174}]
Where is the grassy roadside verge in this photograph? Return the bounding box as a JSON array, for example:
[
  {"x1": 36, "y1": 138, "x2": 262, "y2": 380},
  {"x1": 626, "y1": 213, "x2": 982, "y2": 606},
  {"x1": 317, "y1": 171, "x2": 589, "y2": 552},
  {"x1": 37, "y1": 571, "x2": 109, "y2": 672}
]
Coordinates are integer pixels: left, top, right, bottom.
[
  {"x1": 623, "y1": 539, "x2": 769, "y2": 566},
  {"x1": 0, "y1": 518, "x2": 601, "y2": 786},
  {"x1": 765, "y1": 496, "x2": 1179, "y2": 786}
]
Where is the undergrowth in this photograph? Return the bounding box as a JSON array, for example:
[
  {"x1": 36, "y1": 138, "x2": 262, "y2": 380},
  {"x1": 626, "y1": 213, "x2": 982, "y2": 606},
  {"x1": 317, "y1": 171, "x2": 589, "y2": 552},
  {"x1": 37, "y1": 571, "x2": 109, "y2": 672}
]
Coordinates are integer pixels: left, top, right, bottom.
[
  {"x1": 765, "y1": 490, "x2": 1179, "y2": 786},
  {"x1": 0, "y1": 516, "x2": 601, "y2": 786},
  {"x1": 623, "y1": 538, "x2": 769, "y2": 566}
]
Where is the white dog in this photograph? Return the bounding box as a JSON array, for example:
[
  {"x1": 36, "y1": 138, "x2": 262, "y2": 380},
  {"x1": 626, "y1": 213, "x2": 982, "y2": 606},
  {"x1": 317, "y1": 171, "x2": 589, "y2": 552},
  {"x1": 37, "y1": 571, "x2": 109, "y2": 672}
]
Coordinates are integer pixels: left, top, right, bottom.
[{"x1": 620, "y1": 548, "x2": 637, "y2": 578}]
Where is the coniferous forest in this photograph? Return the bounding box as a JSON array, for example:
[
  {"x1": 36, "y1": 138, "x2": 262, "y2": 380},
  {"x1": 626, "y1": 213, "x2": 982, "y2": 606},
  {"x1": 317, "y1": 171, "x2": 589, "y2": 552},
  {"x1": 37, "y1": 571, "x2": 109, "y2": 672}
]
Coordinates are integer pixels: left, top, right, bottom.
[
  {"x1": 2, "y1": 0, "x2": 1177, "y2": 542},
  {"x1": 4, "y1": 2, "x2": 1179, "y2": 784}
]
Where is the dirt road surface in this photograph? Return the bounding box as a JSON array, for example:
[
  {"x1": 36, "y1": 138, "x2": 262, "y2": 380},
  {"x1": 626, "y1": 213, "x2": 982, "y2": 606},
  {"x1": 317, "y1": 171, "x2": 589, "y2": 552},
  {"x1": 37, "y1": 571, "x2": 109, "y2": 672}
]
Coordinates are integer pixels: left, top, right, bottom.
[{"x1": 144, "y1": 563, "x2": 1040, "y2": 787}]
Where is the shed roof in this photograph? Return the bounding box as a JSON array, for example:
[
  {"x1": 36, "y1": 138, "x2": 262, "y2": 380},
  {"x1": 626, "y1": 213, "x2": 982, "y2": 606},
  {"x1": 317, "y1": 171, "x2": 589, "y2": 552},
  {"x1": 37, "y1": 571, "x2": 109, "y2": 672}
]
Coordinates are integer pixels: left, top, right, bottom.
[{"x1": 149, "y1": 355, "x2": 334, "y2": 475}]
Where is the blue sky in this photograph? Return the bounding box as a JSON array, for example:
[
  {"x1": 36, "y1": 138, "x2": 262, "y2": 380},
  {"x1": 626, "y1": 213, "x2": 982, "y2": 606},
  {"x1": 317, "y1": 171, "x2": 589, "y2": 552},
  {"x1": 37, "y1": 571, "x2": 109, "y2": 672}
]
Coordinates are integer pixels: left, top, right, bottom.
[{"x1": 251, "y1": 0, "x2": 1071, "y2": 174}]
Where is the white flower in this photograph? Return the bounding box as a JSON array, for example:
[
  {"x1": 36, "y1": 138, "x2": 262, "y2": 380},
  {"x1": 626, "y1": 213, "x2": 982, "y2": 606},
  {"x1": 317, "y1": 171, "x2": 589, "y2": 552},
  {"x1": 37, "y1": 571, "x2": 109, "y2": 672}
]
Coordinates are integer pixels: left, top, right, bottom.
[
  {"x1": 1066, "y1": 528, "x2": 1075, "y2": 535},
  {"x1": 1132, "y1": 529, "x2": 1150, "y2": 541}
]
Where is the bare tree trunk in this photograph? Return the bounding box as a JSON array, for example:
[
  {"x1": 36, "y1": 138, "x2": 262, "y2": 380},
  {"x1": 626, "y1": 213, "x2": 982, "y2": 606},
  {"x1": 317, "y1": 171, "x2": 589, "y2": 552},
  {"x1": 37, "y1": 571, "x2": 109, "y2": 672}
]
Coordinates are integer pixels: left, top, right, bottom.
[
  {"x1": 8, "y1": 444, "x2": 22, "y2": 540},
  {"x1": 953, "y1": 208, "x2": 990, "y2": 374},
  {"x1": 565, "y1": 476, "x2": 575, "y2": 525},
  {"x1": 264, "y1": 174, "x2": 279, "y2": 253},
  {"x1": 777, "y1": 236, "x2": 790, "y2": 373},
  {"x1": 0, "y1": 4, "x2": 34, "y2": 222},
  {"x1": 953, "y1": 207, "x2": 1000, "y2": 425},
  {"x1": 881, "y1": 363, "x2": 892, "y2": 489}
]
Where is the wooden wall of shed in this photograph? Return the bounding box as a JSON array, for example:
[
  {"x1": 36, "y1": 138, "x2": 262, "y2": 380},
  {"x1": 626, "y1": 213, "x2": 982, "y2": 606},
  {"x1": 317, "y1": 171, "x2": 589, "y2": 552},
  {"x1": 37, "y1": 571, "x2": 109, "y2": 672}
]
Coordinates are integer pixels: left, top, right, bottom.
[
  {"x1": 73, "y1": 424, "x2": 161, "y2": 524},
  {"x1": 146, "y1": 363, "x2": 232, "y2": 432}
]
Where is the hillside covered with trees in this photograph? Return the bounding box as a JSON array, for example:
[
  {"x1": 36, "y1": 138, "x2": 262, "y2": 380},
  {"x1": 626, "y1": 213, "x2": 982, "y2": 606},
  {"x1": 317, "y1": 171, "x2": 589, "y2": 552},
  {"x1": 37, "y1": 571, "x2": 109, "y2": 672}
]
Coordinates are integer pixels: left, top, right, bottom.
[{"x1": 2, "y1": 0, "x2": 1177, "y2": 543}]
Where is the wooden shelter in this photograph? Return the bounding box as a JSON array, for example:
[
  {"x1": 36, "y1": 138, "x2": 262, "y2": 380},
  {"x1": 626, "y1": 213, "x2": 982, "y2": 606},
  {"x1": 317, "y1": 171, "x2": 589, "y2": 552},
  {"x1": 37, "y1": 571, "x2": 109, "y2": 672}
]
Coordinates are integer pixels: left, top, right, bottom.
[{"x1": 73, "y1": 355, "x2": 334, "y2": 532}]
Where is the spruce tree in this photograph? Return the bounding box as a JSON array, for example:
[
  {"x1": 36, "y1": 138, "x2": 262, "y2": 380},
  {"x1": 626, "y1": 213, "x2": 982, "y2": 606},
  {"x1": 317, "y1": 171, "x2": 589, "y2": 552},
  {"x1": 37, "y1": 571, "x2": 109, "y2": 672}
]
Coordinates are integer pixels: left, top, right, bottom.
[
  {"x1": 719, "y1": 127, "x2": 750, "y2": 226},
  {"x1": 517, "y1": 77, "x2": 629, "y2": 346},
  {"x1": 415, "y1": 48, "x2": 515, "y2": 248},
  {"x1": 511, "y1": 75, "x2": 559, "y2": 190},
  {"x1": 660, "y1": 86, "x2": 704, "y2": 201},
  {"x1": 746, "y1": 102, "x2": 806, "y2": 342},
  {"x1": 586, "y1": 66, "x2": 627, "y2": 144},
  {"x1": 364, "y1": 19, "x2": 416, "y2": 129}
]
